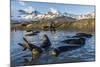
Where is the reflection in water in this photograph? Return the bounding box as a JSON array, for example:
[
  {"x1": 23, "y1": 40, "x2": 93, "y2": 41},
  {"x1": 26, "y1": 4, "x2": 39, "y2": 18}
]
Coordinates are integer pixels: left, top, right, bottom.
[{"x1": 11, "y1": 30, "x2": 95, "y2": 66}]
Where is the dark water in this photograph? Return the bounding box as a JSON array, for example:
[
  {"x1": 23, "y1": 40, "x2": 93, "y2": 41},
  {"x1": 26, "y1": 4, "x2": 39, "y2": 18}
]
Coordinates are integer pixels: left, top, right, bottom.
[{"x1": 11, "y1": 30, "x2": 95, "y2": 66}]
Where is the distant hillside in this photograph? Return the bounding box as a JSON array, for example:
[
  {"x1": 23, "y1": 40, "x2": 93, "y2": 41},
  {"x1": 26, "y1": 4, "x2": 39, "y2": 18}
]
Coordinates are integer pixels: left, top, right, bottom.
[
  {"x1": 51, "y1": 16, "x2": 76, "y2": 22},
  {"x1": 11, "y1": 18, "x2": 95, "y2": 33},
  {"x1": 60, "y1": 18, "x2": 95, "y2": 32}
]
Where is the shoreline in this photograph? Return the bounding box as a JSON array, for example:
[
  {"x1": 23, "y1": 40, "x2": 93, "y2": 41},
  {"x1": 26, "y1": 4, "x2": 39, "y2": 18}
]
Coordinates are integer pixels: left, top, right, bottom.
[{"x1": 11, "y1": 18, "x2": 95, "y2": 33}]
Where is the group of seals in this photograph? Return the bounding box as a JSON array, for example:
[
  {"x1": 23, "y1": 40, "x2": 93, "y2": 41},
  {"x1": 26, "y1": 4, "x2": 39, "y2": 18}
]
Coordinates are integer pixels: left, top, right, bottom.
[
  {"x1": 50, "y1": 33, "x2": 92, "y2": 57},
  {"x1": 18, "y1": 34, "x2": 51, "y2": 59},
  {"x1": 18, "y1": 32, "x2": 92, "y2": 59},
  {"x1": 18, "y1": 37, "x2": 43, "y2": 59}
]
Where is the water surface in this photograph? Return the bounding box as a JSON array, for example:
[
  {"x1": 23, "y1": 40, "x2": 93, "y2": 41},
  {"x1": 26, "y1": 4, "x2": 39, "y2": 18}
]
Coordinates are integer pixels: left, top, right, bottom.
[{"x1": 11, "y1": 30, "x2": 95, "y2": 66}]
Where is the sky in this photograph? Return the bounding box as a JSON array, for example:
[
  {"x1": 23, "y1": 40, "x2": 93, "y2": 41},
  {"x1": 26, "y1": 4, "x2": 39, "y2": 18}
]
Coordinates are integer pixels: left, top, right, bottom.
[{"x1": 11, "y1": 0, "x2": 95, "y2": 17}]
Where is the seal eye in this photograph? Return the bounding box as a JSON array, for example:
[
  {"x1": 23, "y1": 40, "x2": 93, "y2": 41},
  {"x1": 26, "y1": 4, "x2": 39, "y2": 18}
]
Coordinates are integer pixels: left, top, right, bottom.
[{"x1": 32, "y1": 49, "x2": 40, "y2": 59}]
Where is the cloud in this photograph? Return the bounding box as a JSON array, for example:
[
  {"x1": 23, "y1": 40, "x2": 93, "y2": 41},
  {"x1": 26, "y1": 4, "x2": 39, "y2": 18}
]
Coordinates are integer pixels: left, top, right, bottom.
[
  {"x1": 19, "y1": 1, "x2": 26, "y2": 6},
  {"x1": 49, "y1": 8, "x2": 59, "y2": 14},
  {"x1": 23, "y1": 6, "x2": 35, "y2": 14}
]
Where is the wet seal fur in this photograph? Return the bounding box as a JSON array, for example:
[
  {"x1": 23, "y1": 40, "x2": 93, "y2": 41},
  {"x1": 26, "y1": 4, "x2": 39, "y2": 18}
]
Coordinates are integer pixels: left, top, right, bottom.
[
  {"x1": 50, "y1": 44, "x2": 85, "y2": 57},
  {"x1": 67, "y1": 33, "x2": 92, "y2": 38},
  {"x1": 62, "y1": 38, "x2": 86, "y2": 45},
  {"x1": 40, "y1": 34, "x2": 52, "y2": 51},
  {"x1": 18, "y1": 37, "x2": 43, "y2": 59}
]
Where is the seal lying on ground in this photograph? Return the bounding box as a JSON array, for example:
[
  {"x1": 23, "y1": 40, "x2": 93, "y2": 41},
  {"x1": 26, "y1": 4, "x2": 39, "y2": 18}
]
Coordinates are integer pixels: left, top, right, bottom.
[{"x1": 18, "y1": 37, "x2": 43, "y2": 59}]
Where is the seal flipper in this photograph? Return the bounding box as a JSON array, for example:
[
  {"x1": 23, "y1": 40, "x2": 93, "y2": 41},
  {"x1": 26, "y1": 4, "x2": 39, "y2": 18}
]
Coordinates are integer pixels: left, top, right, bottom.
[
  {"x1": 24, "y1": 58, "x2": 29, "y2": 62},
  {"x1": 18, "y1": 43, "x2": 23, "y2": 47},
  {"x1": 18, "y1": 43, "x2": 27, "y2": 51},
  {"x1": 23, "y1": 48, "x2": 27, "y2": 51},
  {"x1": 23, "y1": 37, "x2": 29, "y2": 44}
]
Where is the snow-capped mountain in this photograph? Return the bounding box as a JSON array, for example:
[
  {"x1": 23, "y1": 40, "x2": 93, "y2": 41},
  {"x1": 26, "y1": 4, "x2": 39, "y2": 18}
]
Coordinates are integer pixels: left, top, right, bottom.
[
  {"x1": 62, "y1": 12, "x2": 95, "y2": 20},
  {"x1": 77, "y1": 12, "x2": 95, "y2": 20},
  {"x1": 11, "y1": 6, "x2": 95, "y2": 22},
  {"x1": 19, "y1": 6, "x2": 35, "y2": 14},
  {"x1": 47, "y1": 8, "x2": 60, "y2": 16},
  {"x1": 62, "y1": 12, "x2": 78, "y2": 19},
  {"x1": 19, "y1": 8, "x2": 61, "y2": 21}
]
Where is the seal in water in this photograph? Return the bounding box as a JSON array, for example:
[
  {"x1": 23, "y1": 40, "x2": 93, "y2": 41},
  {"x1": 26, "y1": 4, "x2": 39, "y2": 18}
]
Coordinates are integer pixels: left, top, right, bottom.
[
  {"x1": 72, "y1": 33, "x2": 92, "y2": 38},
  {"x1": 40, "y1": 34, "x2": 51, "y2": 51},
  {"x1": 18, "y1": 37, "x2": 43, "y2": 59},
  {"x1": 50, "y1": 45, "x2": 85, "y2": 57},
  {"x1": 62, "y1": 38, "x2": 86, "y2": 45}
]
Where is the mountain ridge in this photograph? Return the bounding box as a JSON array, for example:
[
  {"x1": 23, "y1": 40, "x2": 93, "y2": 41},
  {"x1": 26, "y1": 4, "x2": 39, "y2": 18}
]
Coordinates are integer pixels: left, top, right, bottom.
[{"x1": 11, "y1": 8, "x2": 95, "y2": 23}]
